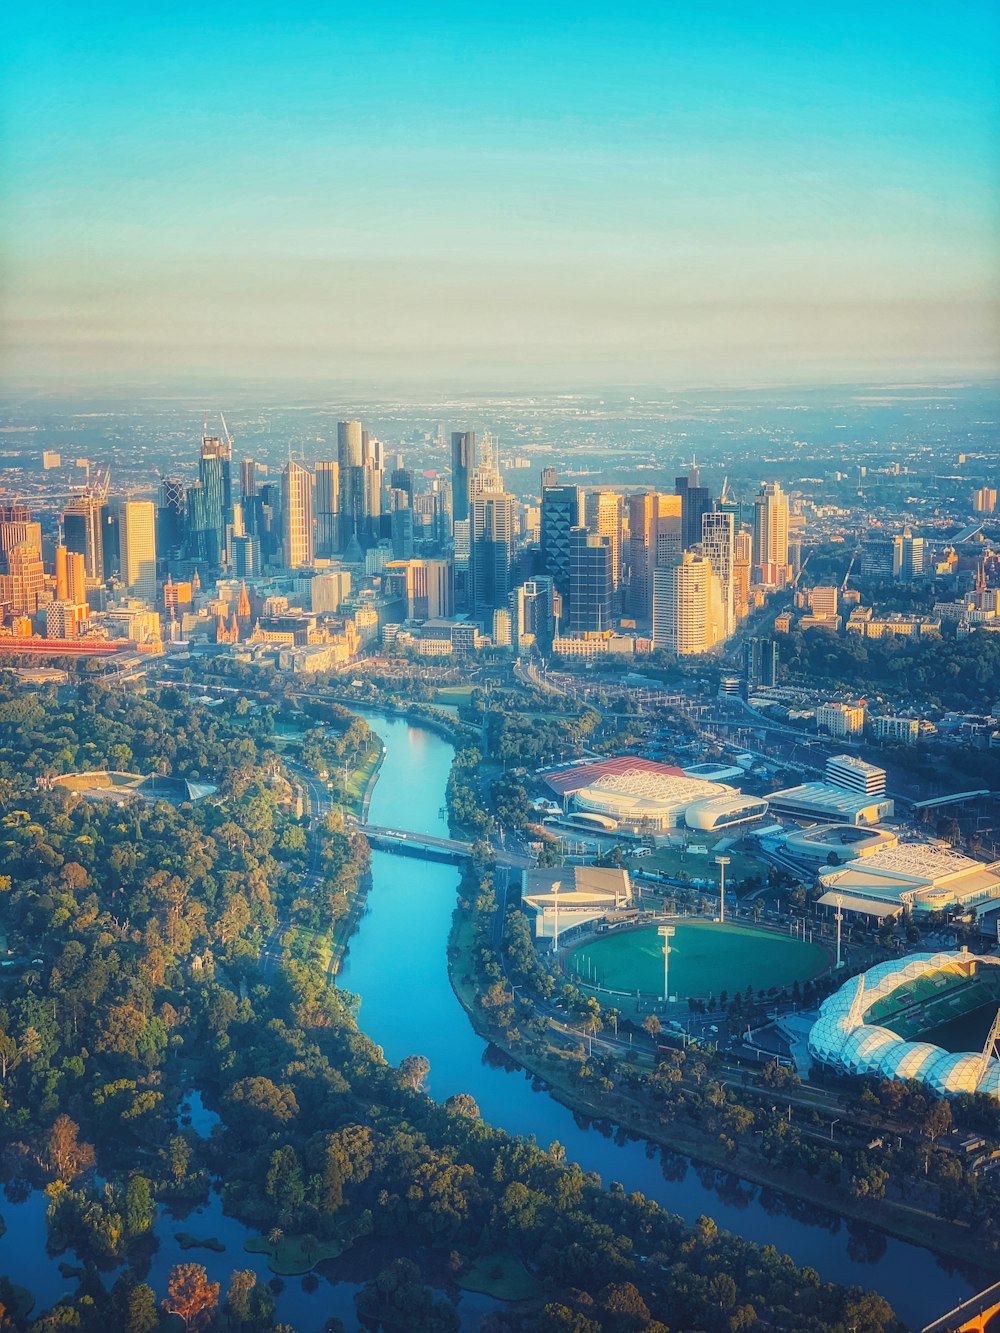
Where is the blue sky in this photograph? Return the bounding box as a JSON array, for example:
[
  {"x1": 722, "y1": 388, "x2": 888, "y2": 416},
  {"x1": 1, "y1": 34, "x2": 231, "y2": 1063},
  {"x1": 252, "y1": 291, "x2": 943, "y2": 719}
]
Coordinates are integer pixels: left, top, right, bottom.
[{"x1": 2, "y1": 2, "x2": 998, "y2": 388}]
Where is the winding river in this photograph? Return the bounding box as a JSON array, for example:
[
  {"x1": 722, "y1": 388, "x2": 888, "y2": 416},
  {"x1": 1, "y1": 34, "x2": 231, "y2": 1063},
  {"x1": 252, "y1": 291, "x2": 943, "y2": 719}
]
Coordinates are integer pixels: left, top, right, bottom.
[
  {"x1": 0, "y1": 710, "x2": 983, "y2": 1330},
  {"x1": 338, "y1": 712, "x2": 982, "y2": 1333}
]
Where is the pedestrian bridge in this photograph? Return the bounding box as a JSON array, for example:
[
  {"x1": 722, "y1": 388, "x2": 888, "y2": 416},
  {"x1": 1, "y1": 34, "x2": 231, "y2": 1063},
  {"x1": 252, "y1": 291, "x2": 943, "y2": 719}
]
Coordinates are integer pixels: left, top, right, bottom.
[
  {"x1": 358, "y1": 823, "x2": 534, "y2": 870},
  {"x1": 922, "y1": 1281, "x2": 1000, "y2": 1333}
]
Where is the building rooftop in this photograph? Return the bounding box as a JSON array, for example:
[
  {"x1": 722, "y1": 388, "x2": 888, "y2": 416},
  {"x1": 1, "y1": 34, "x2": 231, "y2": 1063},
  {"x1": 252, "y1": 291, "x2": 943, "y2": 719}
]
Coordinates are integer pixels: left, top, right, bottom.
[{"x1": 542, "y1": 755, "x2": 684, "y2": 796}]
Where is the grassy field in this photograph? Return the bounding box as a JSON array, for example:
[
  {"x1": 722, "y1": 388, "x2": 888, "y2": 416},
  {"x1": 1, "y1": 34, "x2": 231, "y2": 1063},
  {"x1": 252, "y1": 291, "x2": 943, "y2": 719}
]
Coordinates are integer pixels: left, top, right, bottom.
[
  {"x1": 627, "y1": 840, "x2": 766, "y2": 886},
  {"x1": 457, "y1": 1251, "x2": 542, "y2": 1300},
  {"x1": 567, "y1": 920, "x2": 829, "y2": 999}
]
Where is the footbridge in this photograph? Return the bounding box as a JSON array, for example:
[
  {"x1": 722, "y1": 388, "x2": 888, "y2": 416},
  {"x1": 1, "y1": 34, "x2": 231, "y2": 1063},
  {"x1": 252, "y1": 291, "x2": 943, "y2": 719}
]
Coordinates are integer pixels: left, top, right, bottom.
[
  {"x1": 922, "y1": 1281, "x2": 1000, "y2": 1333},
  {"x1": 358, "y1": 823, "x2": 534, "y2": 870}
]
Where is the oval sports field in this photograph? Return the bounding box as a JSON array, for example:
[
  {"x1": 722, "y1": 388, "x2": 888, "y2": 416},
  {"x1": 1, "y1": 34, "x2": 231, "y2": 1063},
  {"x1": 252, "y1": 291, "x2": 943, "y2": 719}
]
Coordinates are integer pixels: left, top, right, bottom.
[{"x1": 567, "y1": 920, "x2": 830, "y2": 999}]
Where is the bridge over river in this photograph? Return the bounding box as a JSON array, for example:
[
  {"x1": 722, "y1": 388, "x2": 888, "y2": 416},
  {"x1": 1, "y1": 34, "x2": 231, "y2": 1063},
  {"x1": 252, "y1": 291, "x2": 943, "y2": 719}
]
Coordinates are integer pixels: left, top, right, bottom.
[{"x1": 358, "y1": 821, "x2": 535, "y2": 870}]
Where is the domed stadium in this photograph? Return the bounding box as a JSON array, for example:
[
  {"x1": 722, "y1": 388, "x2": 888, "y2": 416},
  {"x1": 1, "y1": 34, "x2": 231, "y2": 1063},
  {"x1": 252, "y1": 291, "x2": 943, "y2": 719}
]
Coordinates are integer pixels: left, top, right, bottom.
[{"x1": 809, "y1": 951, "x2": 1000, "y2": 1098}]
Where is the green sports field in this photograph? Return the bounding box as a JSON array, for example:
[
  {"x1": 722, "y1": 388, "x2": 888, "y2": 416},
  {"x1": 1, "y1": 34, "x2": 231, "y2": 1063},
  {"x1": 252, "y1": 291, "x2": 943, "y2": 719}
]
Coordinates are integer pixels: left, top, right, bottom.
[{"x1": 567, "y1": 921, "x2": 829, "y2": 999}]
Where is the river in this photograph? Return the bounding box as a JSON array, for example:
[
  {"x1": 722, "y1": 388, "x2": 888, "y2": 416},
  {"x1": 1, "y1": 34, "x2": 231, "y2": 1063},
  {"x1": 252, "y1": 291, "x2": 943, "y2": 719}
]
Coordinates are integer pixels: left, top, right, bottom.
[
  {"x1": 337, "y1": 711, "x2": 982, "y2": 1332},
  {"x1": 0, "y1": 711, "x2": 982, "y2": 1330}
]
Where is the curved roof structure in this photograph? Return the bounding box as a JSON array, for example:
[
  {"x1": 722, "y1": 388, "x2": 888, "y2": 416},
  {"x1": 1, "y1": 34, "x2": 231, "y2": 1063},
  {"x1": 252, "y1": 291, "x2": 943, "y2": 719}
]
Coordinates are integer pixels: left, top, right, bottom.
[{"x1": 809, "y1": 951, "x2": 1000, "y2": 1098}]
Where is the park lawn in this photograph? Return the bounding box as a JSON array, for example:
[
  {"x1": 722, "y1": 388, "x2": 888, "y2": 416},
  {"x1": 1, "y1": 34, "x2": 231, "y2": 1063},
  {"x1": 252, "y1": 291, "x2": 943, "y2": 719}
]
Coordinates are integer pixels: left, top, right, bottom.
[
  {"x1": 435, "y1": 686, "x2": 474, "y2": 704},
  {"x1": 245, "y1": 1233, "x2": 343, "y2": 1275},
  {"x1": 628, "y1": 840, "x2": 765, "y2": 886},
  {"x1": 457, "y1": 1252, "x2": 543, "y2": 1301},
  {"x1": 342, "y1": 747, "x2": 382, "y2": 815},
  {"x1": 569, "y1": 921, "x2": 829, "y2": 999}
]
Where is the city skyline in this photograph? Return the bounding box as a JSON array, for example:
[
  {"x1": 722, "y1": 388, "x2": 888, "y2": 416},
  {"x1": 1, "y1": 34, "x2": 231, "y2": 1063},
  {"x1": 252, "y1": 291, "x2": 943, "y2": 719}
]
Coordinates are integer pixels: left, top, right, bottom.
[{"x1": 3, "y1": 2, "x2": 999, "y2": 391}]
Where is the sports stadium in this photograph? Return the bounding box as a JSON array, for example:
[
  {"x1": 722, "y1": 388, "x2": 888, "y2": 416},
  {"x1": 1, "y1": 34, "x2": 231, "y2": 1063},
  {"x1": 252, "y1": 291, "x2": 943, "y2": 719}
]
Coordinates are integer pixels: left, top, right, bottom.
[
  {"x1": 809, "y1": 951, "x2": 1000, "y2": 1097},
  {"x1": 566, "y1": 920, "x2": 830, "y2": 1000}
]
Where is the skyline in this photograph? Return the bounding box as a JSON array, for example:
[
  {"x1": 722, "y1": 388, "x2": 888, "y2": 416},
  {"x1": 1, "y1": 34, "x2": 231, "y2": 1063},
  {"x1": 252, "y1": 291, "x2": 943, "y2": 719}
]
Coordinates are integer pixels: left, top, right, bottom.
[{"x1": 2, "y1": 2, "x2": 999, "y2": 390}]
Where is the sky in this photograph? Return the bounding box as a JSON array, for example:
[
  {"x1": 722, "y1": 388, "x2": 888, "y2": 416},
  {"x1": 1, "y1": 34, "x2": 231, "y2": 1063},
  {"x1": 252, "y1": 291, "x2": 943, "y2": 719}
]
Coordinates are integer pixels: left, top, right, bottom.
[{"x1": 2, "y1": 1, "x2": 999, "y2": 391}]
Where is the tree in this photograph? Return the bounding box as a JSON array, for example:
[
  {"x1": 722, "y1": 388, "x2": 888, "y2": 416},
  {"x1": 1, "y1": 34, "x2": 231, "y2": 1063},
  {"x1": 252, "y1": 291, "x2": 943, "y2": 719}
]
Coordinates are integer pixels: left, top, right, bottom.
[
  {"x1": 642, "y1": 1014, "x2": 661, "y2": 1041},
  {"x1": 399, "y1": 1054, "x2": 431, "y2": 1090},
  {"x1": 123, "y1": 1175, "x2": 155, "y2": 1238},
  {"x1": 110, "y1": 1276, "x2": 158, "y2": 1333},
  {"x1": 44, "y1": 1114, "x2": 95, "y2": 1182},
  {"x1": 164, "y1": 1263, "x2": 220, "y2": 1330}
]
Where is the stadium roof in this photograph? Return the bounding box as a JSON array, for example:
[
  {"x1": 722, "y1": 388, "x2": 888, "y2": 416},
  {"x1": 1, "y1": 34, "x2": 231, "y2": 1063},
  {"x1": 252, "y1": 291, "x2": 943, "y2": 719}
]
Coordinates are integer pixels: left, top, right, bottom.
[
  {"x1": 542, "y1": 755, "x2": 684, "y2": 796},
  {"x1": 816, "y1": 891, "x2": 902, "y2": 919}
]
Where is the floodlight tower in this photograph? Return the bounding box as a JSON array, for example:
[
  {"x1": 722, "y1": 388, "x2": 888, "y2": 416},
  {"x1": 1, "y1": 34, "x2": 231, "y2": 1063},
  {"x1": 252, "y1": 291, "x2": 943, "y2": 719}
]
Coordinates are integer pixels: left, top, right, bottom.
[
  {"x1": 715, "y1": 855, "x2": 730, "y2": 924},
  {"x1": 834, "y1": 893, "x2": 845, "y2": 969},
  {"x1": 658, "y1": 924, "x2": 676, "y2": 1003}
]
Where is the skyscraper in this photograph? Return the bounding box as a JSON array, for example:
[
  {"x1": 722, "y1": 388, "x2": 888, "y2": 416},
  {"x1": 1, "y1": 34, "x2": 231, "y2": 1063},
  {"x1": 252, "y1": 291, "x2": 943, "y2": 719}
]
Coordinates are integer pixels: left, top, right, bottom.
[
  {"x1": 450, "y1": 431, "x2": 476, "y2": 530},
  {"x1": 701, "y1": 509, "x2": 735, "y2": 639},
  {"x1": 892, "y1": 530, "x2": 925, "y2": 581},
  {"x1": 652, "y1": 552, "x2": 722, "y2": 655},
  {"x1": 626, "y1": 492, "x2": 680, "y2": 621},
  {"x1": 471, "y1": 490, "x2": 516, "y2": 619},
  {"x1": 188, "y1": 432, "x2": 233, "y2": 567},
  {"x1": 752, "y1": 481, "x2": 790, "y2": 587},
  {"x1": 63, "y1": 495, "x2": 105, "y2": 581},
  {"x1": 511, "y1": 577, "x2": 555, "y2": 652},
  {"x1": 585, "y1": 490, "x2": 623, "y2": 592},
  {"x1": 315, "y1": 460, "x2": 340, "y2": 558},
  {"x1": 120, "y1": 500, "x2": 157, "y2": 603},
  {"x1": 338, "y1": 420, "x2": 364, "y2": 549},
  {"x1": 568, "y1": 527, "x2": 613, "y2": 633},
  {"x1": 676, "y1": 462, "x2": 712, "y2": 552},
  {"x1": 540, "y1": 484, "x2": 582, "y2": 608},
  {"x1": 282, "y1": 461, "x2": 315, "y2": 568}
]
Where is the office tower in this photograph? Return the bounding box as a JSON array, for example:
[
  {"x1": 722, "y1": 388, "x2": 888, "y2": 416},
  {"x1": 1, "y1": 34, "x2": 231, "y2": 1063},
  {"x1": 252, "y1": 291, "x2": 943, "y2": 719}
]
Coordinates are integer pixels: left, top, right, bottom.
[
  {"x1": 626, "y1": 491, "x2": 680, "y2": 620},
  {"x1": 55, "y1": 545, "x2": 68, "y2": 601},
  {"x1": 701, "y1": 509, "x2": 734, "y2": 639},
  {"x1": 807, "y1": 585, "x2": 839, "y2": 617},
  {"x1": 568, "y1": 527, "x2": 613, "y2": 633},
  {"x1": 240, "y1": 458, "x2": 258, "y2": 505},
  {"x1": 231, "y1": 534, "x2": 260, "y2": 578},
  {"x1": 282, "y1": 460, "x2": 315, "y2": 569},
  {"x1": 187, "y1": 431, "x2": 233, "y2": 566},
  {"x1": 675, "y1": 462, "x2": 712, "y2": 552},
  {"x1": 66, "y1": 551, "x2": 87, "y2": 605},
  {"x1": 732, "y1": 529, "x2": 752, "y2": 619},
  {"x1": 157, "y1": 477, "x2": 186, "y2": 554},
  {"x1": 384, "y1": 558, "x2": 452, "y2": 620},
  {"x1": 120, "y1": 501, "x2": 157, "y2": 604},
  {"x1": 257, "y1": 482, "x2": 281, "y2": 566},
  {"x1": 0, "y1": 505, "x2": 42, "y2": 572},
  {"x1": 315, "y1": 460, "x2": 340, "y2": 558},
  {"x1": 585, "y1": 490, "x2": 623, "y2": 592},
  {"x1": 337, "y1": 419, "x2": 364, "y2": 549},
  {"x1": 311, "y1": 569, "x2": 351, "y2": 614},
  {"x1": 974, "y1": 487, "x2": 997, "y2": 514},
  {"x1": 471, "y1": 490, "x2": 516, "y2": 619},
  {"x1": 102, "y1": 505, "x2": 120, "y2": 579},
  {"x1": 391, "y1": 466, "x2": 413, "y2": 499},
  {"x1": 0, "y1": 544, "x2": 44, "y2": 615},
  {"x1": 493, "y1": 608, "x2": 512, "y2": 647},
  {"x1": 46, "y1": 601, "x2": 79, "y2": 639},
  {"x1": 893, "y1": 530, "x2": 925, "y2": 581},
  {"x1": 391, "y1": 504, "x2": 415, "y2": 560},
  {"x1": 652, "y1": 552, "x2": 721, "y2": 654},
  {"x1": 451, "y1": 432, "x2": 476, "y2": 529},
  {"x1": 752, "y1": 481, "x2": 790, "y2": 587},
  {"x1": 540, "y1": 466, "x2": 559, "y2": 490},
  {"x1": 744, "y1": 636, "x2": 779, "y2": 688},
  {"x1": 540, "y1": 484, "x2": 583, "y2": 607},
  {"x1": 63, "y1": 495, "x2": 105, "y2": 581},
  {"x1": 511, "y1": 577, "x2": 555, "y2": 651}
]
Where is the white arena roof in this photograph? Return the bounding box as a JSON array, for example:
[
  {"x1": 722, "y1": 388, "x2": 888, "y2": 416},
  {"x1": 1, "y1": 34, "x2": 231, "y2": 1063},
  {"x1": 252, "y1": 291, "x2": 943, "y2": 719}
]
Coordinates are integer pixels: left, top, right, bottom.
[
  {"x1": 820, "y1": 844, "x2": 1000, "y2": 915},
  {"x1": 573, "y1": 770, "x2": 732, "y2": 828}
]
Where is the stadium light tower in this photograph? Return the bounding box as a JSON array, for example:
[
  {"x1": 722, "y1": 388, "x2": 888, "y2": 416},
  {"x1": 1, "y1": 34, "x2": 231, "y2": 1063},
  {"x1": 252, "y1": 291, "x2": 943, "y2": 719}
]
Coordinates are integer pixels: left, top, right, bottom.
[
  {"x1": 834, "y1": 893, "x2": 845, "y2": 969},
  {"x1": 658, "y1": 924, "x2": 675, "y2": 1003},
  {"x1": 715, "y1": 855, "x2": 730, "y2": 924}
]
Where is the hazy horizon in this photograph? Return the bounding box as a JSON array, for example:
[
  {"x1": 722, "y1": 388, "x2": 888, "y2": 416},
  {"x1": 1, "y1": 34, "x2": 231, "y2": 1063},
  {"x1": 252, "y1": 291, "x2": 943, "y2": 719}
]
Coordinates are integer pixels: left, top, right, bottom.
[{"x1": 3, "y1": 2, "x2": 999, "y2": 392}]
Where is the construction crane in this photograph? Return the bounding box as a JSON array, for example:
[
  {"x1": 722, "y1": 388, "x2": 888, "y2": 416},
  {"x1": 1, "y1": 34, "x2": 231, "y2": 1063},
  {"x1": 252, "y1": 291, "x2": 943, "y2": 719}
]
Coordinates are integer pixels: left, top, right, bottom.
[
  {"x1": 841, "y1": 547, "x2": 859, "y2": 592},
  {"x1": 219, "y1": 413, "x2": 235, "y2": 453}
]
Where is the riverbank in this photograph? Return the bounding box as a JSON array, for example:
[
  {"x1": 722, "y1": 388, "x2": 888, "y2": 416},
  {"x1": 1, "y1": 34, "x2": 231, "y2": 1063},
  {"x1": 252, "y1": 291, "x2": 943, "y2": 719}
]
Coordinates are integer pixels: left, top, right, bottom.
[{"x1": 447, "y1": 898, "x2": 997, "y2": 1278}]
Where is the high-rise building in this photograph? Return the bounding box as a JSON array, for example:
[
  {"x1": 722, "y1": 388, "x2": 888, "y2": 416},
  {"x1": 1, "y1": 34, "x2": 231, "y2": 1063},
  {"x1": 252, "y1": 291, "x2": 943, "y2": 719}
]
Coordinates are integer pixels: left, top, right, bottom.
[
  {"x1": 568, "y1": 527, "x2": 613, "y2": 633},
  {"x1": 700, "y1": 509, "x2": 734, "y2": 639},
  {"x1": 63, "y1": 495, "x2": 105, "y2": 581},
  {"x1": 120, "y1": 500, "x2": 157, "y2": 604},
  {"x1": 0, "y1": 543, "x2": 44, "y2": 615},
  {"x1": 676, "y1": 462, "x2": 712, "y2": 552},
  {"x1": 807, "y1": 585, "x2": 839, "y2": 617},
  {"x1": 892, "y1": 531, "x2": 925, "y2": 582},
  {"x1": 541, "y1": 484, "x2": 583, "y2": 607},
  {"x1": 973, "y1": 487, "x2": 997, "y2": 514},
  {"x1": 652, "y1": 552, "x2": 723, "y2": 655},
  {"x1": 157, "y1": 477, "x2": 186, "y2": 555},
  {"x1": 752, "y1": 481, "x2": 790, "y2": 587},
  {"x1": 315, "y1": 460, "x2": 340, "y2": 558},
  {"x1": 450, "y1": 431, "x2": 476, "y2": 530},
  {"x1": 732, "y1": 529, "x2": 752, "y2": 620},
  {"x1": 511, "y1": 577, "x2": 555, "y2": 651},
  {"x1": 471, "y1": 490, "x2": 516, "y2": 619},
  {"x1": 585, "y1": 490, "x2": 623, "y2": 592},
  {"x1": 231, "y1": 534, "x2": 260, "y2": 578},
  {"x1": 744, "y1": 636, "x2": 779, "y2": 688},
  {"x1": 384, "y1": 558, "x2": 452, "y2": 620},
  {"x1": 188, "y1": 432, "x2": 233, "y2": 566},
  {"x1": 817, "y1": 702, "x2": 865, "y2": 739},
  {"x1": 626, "y1": 492, "x2": 681, "y2": 620},
  {"x1": 282, "y1": 461, "x2": 315, "y2": 569},
  {"x1": 338, "y1": 420, "x2": 364, "y2": 550},
  {"x1": 0, "y1": 505, "x2": 42, "y2": 573}
]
